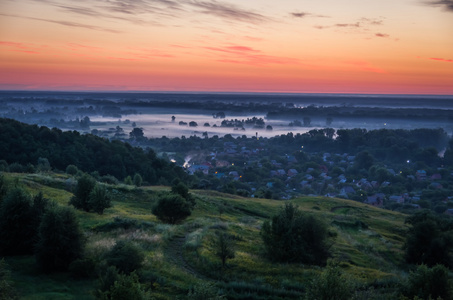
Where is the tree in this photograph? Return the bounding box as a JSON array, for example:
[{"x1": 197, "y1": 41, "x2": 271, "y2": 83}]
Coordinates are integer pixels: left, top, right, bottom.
[
  {"x1": 0, "y1": 188, "x2": 34, "y2": 255},
  {"x1": 124, "y1": 175, "x2": 133, "y2": 185},
  {"x1": 108, "y1": 272, "x2": 146, "y2": 300},
  {"x1": 66, "y1": 164, "x2": 78, "y2": 175},
  {"x1": 401, "y1": 264, "x2": 452, "y2": 300},
  {"x1": 403, "y1": 210, "x2": 453, "y2": 268},
  {"x1": 152, "y1": 194, "x2": 192, "y2": 224},
  {"x1": 189, "y1": 121, "x2": 198, "y2": 127},
  {"x1": 213, "y1": 232, "x2": 235, "y2": 268},
  {"x1": 35, "y1": 205, "x2": 85, "y2": 272},
  {"x1": 261, "y1": 202, "x2": 331, "y2": 265},
  {"x1": 133, "y1": 173, "x2": 142, "y2": 187},
  {"x1": 305, "y1": 260, "x2": 354, "y2": 300},
  {"x1": 129, "y1": 128, "x2": 144, "y2": 139},
  {"x1": 70, "y1": 174, "x2": 96, "y2": 211},
  {"x1": 104, "y1": 241, "x2": 144, "y2": 274},
  {"x1": 303, "y1": 117, "x2": 311, "y2": 126},
  {"x1": 0, "y1": 259, "x2": 18, "y2": 300},
  {"x1": 354, "y1": 151, "x2": 375, "y2": 171},
  {"x1": 88, "y1": 184, "x2": 111, "y2": 215}
]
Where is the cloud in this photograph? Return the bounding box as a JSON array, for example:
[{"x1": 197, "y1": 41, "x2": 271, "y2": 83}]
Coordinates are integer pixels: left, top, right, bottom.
[
  {"x1": 344, "y1": 60, "x2": 386, "y2": 73},
  {"x1": 290, "y1": 11, "x2": 330, "y2": 18},
  {"x1": 429, "y1": 57, "x2": 453, "y2": 62},
  {"x1": 425, "y1": 0, "x2": 453, "y2": 11},
  {"x1": 188, "y1": 1, "x2": 270, "y2": 24},
  {"x1": 375, "y1": 33, "x2": 389, "y2": 38},
  {"x1": 0, "y1": 13, "x2": 122, "y2": 33},
  {"x1": 203, "y1": 45, "x2": 299, "y2": 66},
  {"x1": 0, "y1": 41, "x2": 40, "y2": 54},
  {"x1": 335, "y1": 22, "x2": 360, "y2": 27}
]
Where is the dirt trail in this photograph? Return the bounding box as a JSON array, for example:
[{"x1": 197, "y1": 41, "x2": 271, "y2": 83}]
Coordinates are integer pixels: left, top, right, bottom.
[{"x1": 165, "y1": 233, "x2": 211, "y2": 280}]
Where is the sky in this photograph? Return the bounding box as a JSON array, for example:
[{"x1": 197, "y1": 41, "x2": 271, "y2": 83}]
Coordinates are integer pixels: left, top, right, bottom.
[{"x1": 1, "y1": 0, "x2": 452, "y2": 94}]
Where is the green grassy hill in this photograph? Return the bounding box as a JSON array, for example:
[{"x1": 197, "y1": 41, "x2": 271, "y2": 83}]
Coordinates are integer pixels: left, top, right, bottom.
[{"x1": 3, "y1": 172, "x2": 409, "y2": 299}]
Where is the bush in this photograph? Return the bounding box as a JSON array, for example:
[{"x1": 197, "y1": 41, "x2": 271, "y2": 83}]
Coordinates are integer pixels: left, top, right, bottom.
[
  {"x1": 100, "y1": 175, "x2": 119, "y2": 185},
  {"x1": 152, "y1": 194, "x2": 192, "y2": 224},
  {"x1": 133, "y1": 173, "x2": 142, "y2": 187},
  {"x1": 69, "y1": 258, "x2": 96, "y2": 279},
  {"x1": 88, "y1": 184, "x2": 111, "y2": 215},
  {"x1": 66, "y1": 164, "x2": 78, "y2": 175},
  {"x1": 8, "y1": 163, "x2": 24, "y2": 173},
  {"x1": 124, "y1": 176, "x2": 133, "y2": 185},
  {"x1": 69, "y1": 174, "x2": 96, "y2": 211},
  {"x1": 403, "y1": 210, "x2": 453, "y2": 268},
  {"x1": 35, "y1": 205, "x2": 85, "y2": 272},
  {"x1": 401, "y1": 264, "x2": 452, "y2": 300},
  {"x1": 188, "y1": 282, "x2": 225, "y2": 300},
  {"x1": 104, "y1": 241, "x2": 144, "y2": 274},
  {"x1": 96, "y1": 271, "x2": 146, "y2": 300},
  {"x1": 0, "y1": 259, "x2": 19, "y2": 300},
  {"x1": 0, "y1": 188, "x2": 34, "y2": 255},
  {"x1": 305, "y1": 260, "x2": 354, "y2": 300},
  {"x1": 261, "y1": 202, "x2": 331, "y2": 265}
]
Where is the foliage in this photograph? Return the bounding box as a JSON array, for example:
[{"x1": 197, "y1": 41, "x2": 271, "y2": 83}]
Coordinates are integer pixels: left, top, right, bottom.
[
  {"x1": 188, "y1": 282, "x2": 225, "y2": 300},
  {"x1": 88, "y1": 184, "x2": 111, "y2": 215},
  {"x1": 261, "y1": 202, "x2": 331, "y2": 264},
  {"x1": 97, "y1": 271, "x2": 146, "y2": 300},
  {"x1": 133, "y1": 173, "x2": 143, "y2": 187},
  {"x1": 70, "y1": 174, "x2": 96, "y2": 212},
  {"x1": 104, "y1": 241, "x2": 144, "y2": 274},
  {"x1": 35, "y1": 205, "x2": 85, "y2": 272},
  {"x1": 401, "y1": 264, "x2": 452, "y2": 300},
  {"x1": 0, "y1": 188, "x2": 34, "y2": 255},
  {"x1": 66, "y1": 164, "x2": 78, "y2": 175},
  {"x1": 124, "y1": 175, "x2": 133, "y2": 185},
  {"x1": 213, "y1": 232, "x2": 235, "y2": 268},
  {"x1": 152, "y1": 193, "x2": 192, "y2": 224},
  {"x1": 403, "y1": 210, "x2": 453, "y2": 268},
  {"x1": 0, "y1": 259, "x2": 18, "y2": 300},
  {"x1": 304, "y1": 260, "x2": 354, "y2": 300},
  {"x1": 172, "y1": 181, "x2": 195, "y2": 207}
]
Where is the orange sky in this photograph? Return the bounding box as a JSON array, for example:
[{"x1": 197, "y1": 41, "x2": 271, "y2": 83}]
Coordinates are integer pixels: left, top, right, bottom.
[{"x1": 1, "y1": 0, "x2": 452, "y2": 94}]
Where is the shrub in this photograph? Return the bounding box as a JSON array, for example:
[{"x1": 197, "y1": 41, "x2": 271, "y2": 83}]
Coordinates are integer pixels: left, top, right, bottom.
[
  {"x1": 88, "y1": 184, "x2": 111, "y2": 215},
  {"x1": 401, "y1": 264, "x2": 452, "y2": 300},
  {"x1": 104, "y1": 241, "x2": 144, "y2": 274},
  {"x1": 261, "y1": 202, "x2": 331, "y2": 265},
  {"x1": 188, "y1": 282, "x2": 225, "y2": 300},
  {"x1": 0, "y1": 259, "x2": 18, "y2": 300},
  {"x1": 35, "y1": 205, "x2": 85, "y2": 272},
  {"x1": 305, "y1": 260, "x2": 354, "y2": 300},
  {"x1": 69, "y1": 258, "x2": 96, "y2": 279},
  {"x1": 0, "y1": 188, "x2": 34, "y2": 255},
  {"x1": 8, "y1": 163, "x2": 24, "y2": 173},
  {"x1": 124, "y1": 176, "x2": 133, "y2": 185},
  {"x1": 66, "y1": 164, "x2": 78, "y2": 175},
  {"x1": 100, "y1": 175, "x2": 119, "y2": 185},
  {"x1": 96, "y1": 271, "x2": 146, "y2": 300},
  {"x1": 133, "y1": 173, "x2": 143, "y2": 187},
  {"x1": 213, "y1": 232, "x2": 235, "y2": 268},
  {"x1": 69, "y1": 174, "x2": 96, "y2": 211},
  {"x1": 152, "y1": 194, "x2": 192, "y2": 224}
]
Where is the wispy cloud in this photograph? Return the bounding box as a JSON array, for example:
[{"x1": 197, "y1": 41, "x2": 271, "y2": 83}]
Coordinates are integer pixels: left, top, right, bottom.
[
  {"x1": 0, "y1": 41, "x2": 40, "y2": 54},
  {"x1": 188, "y1": 1, "x2": 270, "y2": 24},
  {"x1": 375, "y1": 33, "x2": 390, "y2": 38},
  {"x1": 0, "y1": 13, "x2": 122, "y2": 33},
  {"x1": 335, "y1": 22, "x2": 360, "y2": 27},
  {"x1": 429, "y1": 57, "x2": 453, "y2": 62},
  {"x1": 344, "y1": 60, "x2": 386, "y2": 73},
  {"x1": 424, "y1": 0, "x2": 453, "y2": 12},
  {"x1": 290, "y1": 11, "x2": 330, "y2": 18},
  {"x1": 204, "y1": 44, "x2": 299, "y2": 66}
]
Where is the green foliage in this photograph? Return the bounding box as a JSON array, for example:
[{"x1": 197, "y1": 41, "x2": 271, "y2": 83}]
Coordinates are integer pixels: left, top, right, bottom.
[
  {"x1": 401, "y1": 264, "x2": 452, "y2": 300},
  {"x1": 305, "y1": 260, "x2": 354, "y2": 300},
  {"x1": 96, "y1": 271, "x2": 146, "y2": 300},
  {"x1": 37, "y1": 157, "x2": 51, "y2": 172},
  {"x1": 89, "y1": 184, "x2": 111, "y2": 215},
  {"x1": 133, "y1": 173, "x2": 143, "y2": 187},
  {"x1": 261, "y1": 202, "x2": 331, "y2": 264},
  {"x1": 152, "y1": 193, "x2": 192, "y2": 224},
  {"x1": 0, "y1": 259, "x2": 19, "y2": 300},
  {"x1": 124, "y1": 175, "x2": 133, "y2": 185},
  {"x1": 188, "y1": 282, "x2": 225, "y2": 300},
  {"x1": 66, "y1": 164, "x2": 79, "y2": 175},
  {"x1": 213, "y1": 232, "x2": 235, "y2": 268},
  {"x1": 104, "y1": 241, "x2": 144, "y2": 274},
  {"x1": 172, "y1": 182, "x2": 196, "y2": 207},
  {"x1": 0, "y1": 174, "x2": 8, "y2": 204},
  {"x1": 35, "y1": 205, "x2": 85, "y2": 272},
  {"x1": 69, "y1": 257, "x2": 96, "y2": 279},
  {"x1": 0, "y1": 188, "x2": 34, "y2": 255},
  {"x1": 403, "y1": 210, "x2": 453, "y2": 268},
  {"x1": 70, "y1": 174, "x2": 96, "y2": 211}
]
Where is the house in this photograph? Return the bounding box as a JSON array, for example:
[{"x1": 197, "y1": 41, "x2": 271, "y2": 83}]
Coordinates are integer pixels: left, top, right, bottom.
[
  {"x1": 431, "y1": 173, "x2": 442, "y2": 180},
  {"x1": 287, "y1": 169, "x2": 298, "y2": 177},
  {"x1": 277, "y1": 169, "x2": 286, "y2": 176},
  {"x1": 429, "y1": 182, "x2": 443, "y2": 189},
  {"x1": 365, "y1": 195, "x2": 383, "y2": 207},
  {"x1": 389, "y1": 195, "x2": 405, "y2": 203},
  {"x1": 188, "y1": 165, "x2": 209, "y2": 175},
  {"x1": 416, "y1": 170, "x2": 427, "y2": 181}
]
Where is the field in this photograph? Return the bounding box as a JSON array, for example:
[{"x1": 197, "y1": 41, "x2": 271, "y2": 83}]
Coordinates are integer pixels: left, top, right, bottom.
[{"x1": 3, "y1": 172, "x2": 409, "y2": 299}]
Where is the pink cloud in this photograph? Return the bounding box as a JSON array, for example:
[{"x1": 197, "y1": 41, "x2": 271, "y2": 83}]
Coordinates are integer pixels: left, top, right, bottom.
[
  {"x1": 429, "y1": 57, "x2": 453, "y2": 63},
  {"x1": 0, "y1": 41, "x2": 39, "y2": 54},
  {"x1": 225, "y1": 46, "x2": 260, "y2": 52},
  {"x1": 375, "y1": 33, "x2": 389, "y2": 38}
]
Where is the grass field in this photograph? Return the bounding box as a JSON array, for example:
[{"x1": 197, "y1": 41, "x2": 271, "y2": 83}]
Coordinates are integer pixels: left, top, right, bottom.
[{"x1": 2, "y1": 172, "x2": 409, "y2": 299}]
